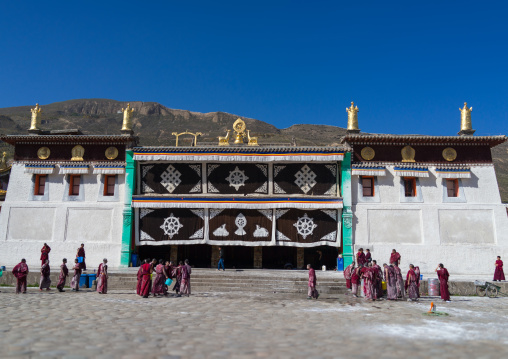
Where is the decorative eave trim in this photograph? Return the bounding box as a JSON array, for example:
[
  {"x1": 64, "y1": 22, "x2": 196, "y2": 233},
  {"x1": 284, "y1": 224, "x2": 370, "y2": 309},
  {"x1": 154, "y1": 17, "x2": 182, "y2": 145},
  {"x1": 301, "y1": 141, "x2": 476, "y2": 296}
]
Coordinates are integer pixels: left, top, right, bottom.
[
  {"x1": 351, "y1": 166, "x2": 386, "y2": 177},
  {"x1": 92, "y1": 165, "x2": 126, "y2": 174},
  {"x1": 132, "y1": 196, "x2": 343, "y2": 209},
  {"x1": 0, "y1": 135, "x2": 136, "y2": 146},
  {"x1": 435, "y1": 168, "x2": 471, "y2": 179},
  {"x1": 393, "y1": 167, "x2": 429, "y2": 177},
  {"x1": 343, "y1": 134, "x2": 507, "y2": 148},
  {"x1": 24, "y1": 164, "x2": 55, "y2": 174},
  {"x1": 59, "y1": 165, "x2": 90, "y2": 175}
]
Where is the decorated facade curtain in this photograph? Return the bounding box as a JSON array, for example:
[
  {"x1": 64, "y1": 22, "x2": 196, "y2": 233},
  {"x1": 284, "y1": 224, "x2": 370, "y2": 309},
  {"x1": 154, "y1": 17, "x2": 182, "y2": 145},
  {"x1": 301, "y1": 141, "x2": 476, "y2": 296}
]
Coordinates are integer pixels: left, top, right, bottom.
[
  {"x1": 273, "y1": 163, "x2": 337, "y2": 195},
  {"x1": 138, "y1": 208, "x2": 205, "y2": 245},
  {"x1": 275, "y1": 208, "x2": 339, "y2": 246},
  {"x1": 208, "y1": 208, "x2": 272, "y2": 245},
  {"x1": 141, "y1": 163, "x2": 202, "y2": 194},
  {"x1": 207, "y1": 163, "x2": 268, "y2": 194}
]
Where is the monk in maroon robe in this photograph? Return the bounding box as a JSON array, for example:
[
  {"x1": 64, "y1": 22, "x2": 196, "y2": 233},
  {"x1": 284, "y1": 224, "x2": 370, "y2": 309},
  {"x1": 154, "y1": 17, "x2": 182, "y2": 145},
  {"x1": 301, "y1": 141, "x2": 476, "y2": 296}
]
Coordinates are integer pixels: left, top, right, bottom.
[
  {"x1": 365, "y1": 249, "x2": 372, "y2": 264},
  {"x1": 71, "y1": 258, "x2": 82, "y2": 291},
  {"x1": 393, "y1": 264, "x2": 405, "y2": 299},
  {"x1": 97, "y1": 259, "x2": 108, "y2": 294},
  {"x1": 405, "y1": 264, "x2": 419, "y2": 301},
  {"x1": 372, "y1": 260, "x2": 383, "y2": 298},
  {"x1": 57, "y1": 258, "x2": 69, "y2": 292},
  {"x1": 307, "y1": 264, "x2": 319, "y2": 299},
  {"x1": 163, "y1": 261, "x2": 173, "y2": 293},
  {"x1": 343, "y1": 262, "x2": 355, "y2": 291},
  {"x1": 361, "y1": 265, "x2": 376, "y2": 300},
  {"x1": 152, "y1": 259, "x2": 166, "y2": 296},
  {"x1": 12, "y1": 259, "x2": 29, "y2": 294},
  {"x1": 390, "y1": 249, "x2": 401, "y2": 267},
  {"x1": 39, "y1": 260, "x2": 51, "y2": 291},
  {"x1": 384, "y1": 264, "x2": 397, "y2": 300},
  {"x1": 436, "y1": 263, "x2": 451, "y2": 302},
  {"x1": 356, "y1": 248, "x2": 366, "y2": 266},
  {"x1": 40, "y1": 243, "x2": 51, "y2": 266},
  {"x1": 494, "y1": 256, "x2": 505, "y2": 281},
  {"x1": 136, "y1": 261, "x2": 144, "y2": 295},
  {"x1": 139, "y1": 260, "x2": 153, "y2": 298},
  {"x1": 76, "y1": 243, "x2": 86, "y2": 270},
  {"x1": 351, "y1": 265, "x2": 361, "y2": 297},
  {"x1": 180, "y1": 259, "x2": 192, "y2": 296},
  {"x1": 414, "y1": 266, "x2": 421, "y2": 297},
  {"x1": 173, "y1": 262, "x2": 182, "y2": 295}
]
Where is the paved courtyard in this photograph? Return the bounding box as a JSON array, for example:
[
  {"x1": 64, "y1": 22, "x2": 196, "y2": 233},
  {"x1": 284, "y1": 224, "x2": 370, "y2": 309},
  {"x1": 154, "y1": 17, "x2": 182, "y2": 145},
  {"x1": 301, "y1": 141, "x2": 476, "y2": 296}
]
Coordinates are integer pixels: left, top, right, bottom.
[{"x1": 0, "y1": 288, "x2": 507, "y2": 359}]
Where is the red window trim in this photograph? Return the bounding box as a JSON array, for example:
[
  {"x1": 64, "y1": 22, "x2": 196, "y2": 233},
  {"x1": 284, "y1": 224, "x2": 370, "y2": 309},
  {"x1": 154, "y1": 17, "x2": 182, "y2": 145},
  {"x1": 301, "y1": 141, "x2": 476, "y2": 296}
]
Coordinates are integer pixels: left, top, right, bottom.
[
  {"x1": 361, "y1": 176, "x2": 375, "y2": 197},
  {"x1": 104, "y1": 175, "x2": 116, "y2": 196},
  {"x1": 446, "y1": 178, "x2": 459, "y2": 197},
  {"x1": 34, "y1": 174, "x2": 47, "y2": 196},
  {"x1": 403, "y1": 177, "x2": 417, "y2": 197},
  {"x1": 69, "y1": 175, "x2": 80, "y2": 196}
]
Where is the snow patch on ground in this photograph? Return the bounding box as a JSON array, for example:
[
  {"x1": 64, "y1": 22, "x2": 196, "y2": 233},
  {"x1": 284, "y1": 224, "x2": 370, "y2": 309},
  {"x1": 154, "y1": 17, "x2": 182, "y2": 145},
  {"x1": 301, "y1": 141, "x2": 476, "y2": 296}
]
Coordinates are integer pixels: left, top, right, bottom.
[{"x1": 303, "y1": 305, "x2": 370, "y2": 313}]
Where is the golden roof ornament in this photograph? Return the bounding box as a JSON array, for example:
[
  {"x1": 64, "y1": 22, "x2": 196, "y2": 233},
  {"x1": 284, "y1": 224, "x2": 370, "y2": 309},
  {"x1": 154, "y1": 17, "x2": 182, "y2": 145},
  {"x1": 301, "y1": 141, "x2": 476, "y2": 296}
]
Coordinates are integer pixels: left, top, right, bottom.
[
  {"x1": 346, "y1": 102, "x2": 360, "y2": 133},
  {"x1": 401, "y1": 145, "x2": 416, "y2": 162},
  {"x1": 458, "y1": 102, "x2": 475, "y2": 136},
  {"x1": 172, "y1": 131, "x2": 203, "y2": 147},
  {"x1": 218, "y1": 118, "x2": 258, "y2": 146},
  {"x1": 233, "y1": 118, "x2": 246, "y2": 144},
  {"x1": 121, "y1": 103, "x2": 135, "y2": 132},
  {"x1": 29, "y1": 103, "x2": 42, "y2": 131}
]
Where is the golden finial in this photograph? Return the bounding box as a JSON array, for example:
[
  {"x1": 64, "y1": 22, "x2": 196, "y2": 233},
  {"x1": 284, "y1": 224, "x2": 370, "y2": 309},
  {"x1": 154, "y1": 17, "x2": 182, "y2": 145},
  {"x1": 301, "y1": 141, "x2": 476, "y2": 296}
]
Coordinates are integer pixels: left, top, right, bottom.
[
  {"x1": 121, "y1": 103, "x2": 135, "y2": 131},
  {"x1": 458, "y1": 102, "x2": 475, "y2": 136},
  {"x1": 346, "y1": 101, "x2": 360, "y2": 133},
  {"x1": 233, "y1": 118, "x2": 246, "y2": 144},
  {"x1": 29, "y1": 103, "x2": 42, "y2": 130}
]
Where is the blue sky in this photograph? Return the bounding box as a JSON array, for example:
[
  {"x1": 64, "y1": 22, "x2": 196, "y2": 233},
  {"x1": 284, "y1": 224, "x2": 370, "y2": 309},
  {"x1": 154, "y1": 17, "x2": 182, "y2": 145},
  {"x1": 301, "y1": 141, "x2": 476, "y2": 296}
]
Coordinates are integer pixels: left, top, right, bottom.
[{"x1": 1, "y1": 1, "x2": 507, "y2": 135}]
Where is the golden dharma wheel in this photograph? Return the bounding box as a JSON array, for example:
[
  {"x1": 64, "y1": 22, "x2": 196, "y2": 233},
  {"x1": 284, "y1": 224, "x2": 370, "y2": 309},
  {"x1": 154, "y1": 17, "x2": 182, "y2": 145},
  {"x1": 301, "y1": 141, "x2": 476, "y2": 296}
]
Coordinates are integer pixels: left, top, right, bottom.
[
  {"x1": 233, "y1": 118, "x2": 246, "y2": 133},
  {"x1": 37, "y1": 147, "x2": 50, "y2": 160},
  {"x1": 105, "y1": 146, "x2": 119, "y2": 160},
  {"x1": 360, "y1": 147, "x2": 375, "y2": 161},
  {"x1": 442, "y1": 147, "x2": 457, "y2": 162}
]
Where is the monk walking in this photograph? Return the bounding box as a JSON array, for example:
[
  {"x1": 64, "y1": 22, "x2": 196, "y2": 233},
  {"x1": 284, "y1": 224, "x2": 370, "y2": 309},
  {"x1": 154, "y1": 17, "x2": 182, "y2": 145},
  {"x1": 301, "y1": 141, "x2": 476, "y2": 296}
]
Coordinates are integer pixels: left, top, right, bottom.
[
  {"x1": 139, "y1": 259, "x2": 153, "y2": 298},
  {"x1": 436, "y1": 263, "x2": 451, "y2": 302},
  {"x1": 307, "y1": 264, "x2": 319, "y2": 299},
  {"x1": 12, "y1": 259, "x2": 29, "y2": 294},
  {"x1": 180, "y1": 259, "x2": 192, "y2": 297},
  {"x1": 136, "y1": 260, "x2": 145, "y2": 295},
  {"x1": 361, "y1": 264, "x2": 376, "y2": 301},
  {"x1": 494, "y1": 256, "x2": 505, "y2": 281},
  {"x1": 372, "y1": 260, "x2": 383, "y2": 298},
  {"x1": 390, "y1": 249, "x2": 401, "y2": 267},
  {"x1": 351, "y1": 265, "x2": 362, "y2": 297},
  {"x1": 152, "y1": 259, "x2": 166, "y2": 296},
  {"x1": 384, "y1": 263, "x2": 397, "y2": 300},
  {"x1": 97, "y1": 258, "x2": 108, "y2": 294},
  {"x1": 405, "y1": 264, "x2": 419, "y2": 301},
  {"x1": 40, "y1": 243, "x2": 51, "y2": 266},
  {"x1": 71, "y1": 258, "x2": 82, "y2": 291},
  {"x1": 76, "y1": 243, "x2": 86, "y2": 271},
  {"x1": 343, "y1": 262, "x2": 355, "y2": 291},
  {"x1": 39, "y1": 259, "x2": 51, "y2": 291},
  {"x1": 56, "y1": 258, "x2": 69, "y2": 292}
]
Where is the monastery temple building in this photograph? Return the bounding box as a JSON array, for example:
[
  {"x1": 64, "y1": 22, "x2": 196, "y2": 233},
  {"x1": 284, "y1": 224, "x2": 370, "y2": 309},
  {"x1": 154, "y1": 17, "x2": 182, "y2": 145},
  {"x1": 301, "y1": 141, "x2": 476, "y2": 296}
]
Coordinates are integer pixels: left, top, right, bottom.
[{"x1": 0, "y1": 102, "x2": 506, "y2": 275}]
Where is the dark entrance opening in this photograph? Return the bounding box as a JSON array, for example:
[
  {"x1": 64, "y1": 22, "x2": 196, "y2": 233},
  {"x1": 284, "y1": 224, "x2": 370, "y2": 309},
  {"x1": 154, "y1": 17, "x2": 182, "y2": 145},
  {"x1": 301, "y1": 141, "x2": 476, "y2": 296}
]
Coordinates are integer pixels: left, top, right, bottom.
[
  {"x1": 138, "y1": 245, "x2": 171, "y2": 263},
  {"x1": 304, "y1": 246, "x2": 339, "y2": 270},
  {"x1": 262, "y1": 247, "x2": 298, "y2": 269},
  {"x1": 177, "y1": 245, "x2": 212, "y2": 268},
  {"x1": 222, "y1": 246, "x2": 254, "y2": 269}
]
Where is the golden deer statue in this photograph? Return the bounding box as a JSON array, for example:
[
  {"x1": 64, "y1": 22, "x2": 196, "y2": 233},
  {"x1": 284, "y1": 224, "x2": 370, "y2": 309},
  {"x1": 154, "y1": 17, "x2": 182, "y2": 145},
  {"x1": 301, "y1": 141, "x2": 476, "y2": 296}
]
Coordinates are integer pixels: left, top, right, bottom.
[
  {"x1": 218, "y1": 130, "x2": 231, "y2": 146},
  {"x1": 246, "y1": 130, "x2": 258, "y2": 146}
]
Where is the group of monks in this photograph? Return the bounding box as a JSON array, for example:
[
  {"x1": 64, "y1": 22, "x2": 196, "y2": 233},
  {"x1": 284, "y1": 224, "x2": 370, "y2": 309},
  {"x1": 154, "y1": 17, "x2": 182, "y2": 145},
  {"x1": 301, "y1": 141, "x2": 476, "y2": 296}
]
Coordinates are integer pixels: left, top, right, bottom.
[
  {"x1": 11, "y1": 243, "x2": 110, "y2": 294},
  {"x1": 343, "y1": 248, "x2": 452, "y2": 302},
  {"x1": 136, "y1": 258, "x2": 192, "y2": 299}
]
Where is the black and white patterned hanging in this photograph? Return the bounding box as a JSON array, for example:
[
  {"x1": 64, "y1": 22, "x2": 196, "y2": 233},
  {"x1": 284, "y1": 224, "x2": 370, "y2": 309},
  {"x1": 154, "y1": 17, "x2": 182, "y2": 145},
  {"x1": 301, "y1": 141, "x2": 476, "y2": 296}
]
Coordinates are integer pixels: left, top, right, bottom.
[
  {"x1": 207, "y1": 163, "x2": 268, "y2": 195},
  {"x1": 140, "y1": 163, "x2": 202, "y2": 194},
  {"x1": 273, "y1": 163, "x2": 337, "y2": 196}
]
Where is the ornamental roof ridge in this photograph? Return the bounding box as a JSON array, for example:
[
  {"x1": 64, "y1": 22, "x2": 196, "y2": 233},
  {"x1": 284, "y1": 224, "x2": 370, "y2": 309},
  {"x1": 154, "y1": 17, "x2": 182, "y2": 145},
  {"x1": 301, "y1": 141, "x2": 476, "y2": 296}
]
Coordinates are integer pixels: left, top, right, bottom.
[
  {"x1": 351, "y1": 161, "x2": 476, "y2": 169},
  {"x1": 342, "y1": 134, "x2": 507, "y2": 148},
  {"x1": 132, "y1": 145, "x2": 348, "y2": 152},
  {"x1": 0, "y1": 134, "x2": 137, "y2": 146}
]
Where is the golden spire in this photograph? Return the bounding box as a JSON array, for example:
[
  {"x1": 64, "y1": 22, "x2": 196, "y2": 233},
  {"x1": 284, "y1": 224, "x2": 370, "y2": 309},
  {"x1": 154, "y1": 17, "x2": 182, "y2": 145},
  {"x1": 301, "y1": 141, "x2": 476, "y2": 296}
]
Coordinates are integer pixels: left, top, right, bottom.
[
  {"x1": 29, "y1": 103, "x2": 42, "y2": 130},
  {"x1": 346, "y1": 101, "x2": 360, "y2": 133},
  {"x1": 121, "y1": 103, "x2": 135, "y2": 131},
  {"x1": 458, "y1": 102, "x2": 475, "y2": 136}
]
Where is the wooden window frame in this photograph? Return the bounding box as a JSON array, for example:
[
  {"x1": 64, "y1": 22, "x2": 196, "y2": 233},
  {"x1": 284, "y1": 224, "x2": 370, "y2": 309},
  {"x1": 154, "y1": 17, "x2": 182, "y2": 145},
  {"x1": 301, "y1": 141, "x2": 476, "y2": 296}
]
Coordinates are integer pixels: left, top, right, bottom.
[
  {"x1": 69, "y1": 175, "x2": 81, "y2": 196},
  {"x1": 34, "y1": 174, "x2": 47, "y2": 196},
  {"x1": 104, "y1": 175, "x2": 116, "y2": 196},
  {"x1": 403, "y1": 177, "x2": 417, "y2": 197},
  {"x1": 446, "y1": 179, "x2": 459, "y2": 198},
  {"x1": 361, "y1": 176, "x2": 375, "y2": 197}
]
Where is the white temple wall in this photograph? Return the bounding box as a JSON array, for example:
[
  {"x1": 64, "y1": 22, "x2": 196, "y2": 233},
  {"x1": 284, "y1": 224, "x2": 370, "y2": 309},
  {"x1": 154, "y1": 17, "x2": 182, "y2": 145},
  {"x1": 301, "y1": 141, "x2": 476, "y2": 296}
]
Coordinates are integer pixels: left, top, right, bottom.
[
  {"x1": 352, "y1": 165, "x2": 508, "y2": 275},
  {"x1": 0, "y1": 164, "x2": 126, "y2": 268}
]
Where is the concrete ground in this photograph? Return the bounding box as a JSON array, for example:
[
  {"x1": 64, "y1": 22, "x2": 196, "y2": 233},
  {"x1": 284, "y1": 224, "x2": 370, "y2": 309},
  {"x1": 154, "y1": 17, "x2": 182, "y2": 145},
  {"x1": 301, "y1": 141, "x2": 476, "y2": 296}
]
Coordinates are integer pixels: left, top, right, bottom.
[{"x1": 0, "y1": 287, "x2": 507, "y2": 359}]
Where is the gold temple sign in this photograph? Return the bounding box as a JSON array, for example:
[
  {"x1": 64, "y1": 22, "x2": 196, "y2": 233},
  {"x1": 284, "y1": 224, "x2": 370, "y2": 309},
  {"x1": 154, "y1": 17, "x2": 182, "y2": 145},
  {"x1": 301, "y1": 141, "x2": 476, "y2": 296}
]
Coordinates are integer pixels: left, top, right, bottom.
[
  {"x1": 401, "y1": 145, "x2": 415, "y2": 163},
  {"x1": 30, "y1": 103, "x2": 42, "y2": 130},
  {"x1": 442, "y1": 147, "x2": 457, "y2": 162},
  {"x1": 71, "y1": 145, "x2": 85, "y2": 161},
  {"x1": 172, "y1": 131, "x2": 202, "y2": 147},
  {"x1": 361, "y1": 147, "x2": 375, "y2": 161},
  {"x1": 37, "y1": 147, "x2": 50, "y2": 160},
  {"x1": 105, "y1": 147, "x2": 119, "y2": 160}
]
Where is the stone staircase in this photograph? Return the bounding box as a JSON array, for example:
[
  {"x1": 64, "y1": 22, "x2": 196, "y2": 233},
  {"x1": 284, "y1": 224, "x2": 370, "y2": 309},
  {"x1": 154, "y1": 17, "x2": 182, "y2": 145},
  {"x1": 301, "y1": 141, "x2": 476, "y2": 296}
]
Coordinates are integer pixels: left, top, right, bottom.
[{"x1": 108, "y1": 269, "x2": 348, "y2": 294}]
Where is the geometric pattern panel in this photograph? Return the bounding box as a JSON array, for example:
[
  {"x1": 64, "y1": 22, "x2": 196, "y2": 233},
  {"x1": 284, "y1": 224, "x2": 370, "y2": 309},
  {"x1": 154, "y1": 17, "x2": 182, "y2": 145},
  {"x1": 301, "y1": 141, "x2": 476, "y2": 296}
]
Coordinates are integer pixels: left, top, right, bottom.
[
  {"x1": 139, "y1": 208, "x2": 205, "y2": 243},
  {"x1": 273, "y1": 163, "x2": 337, "y2": 196},
  {"x1": 141, "y1": 163, "x2": 202, "y2": 194},
  {"x1": 275, "y1": 208, "x2": 338, "y2": 244},
  {"x1": 207, "y1": 163, "x2": 268, "y2": 195},
  {"x1": 209, "y1": 208, "x2": 272, "y2": 243}
]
